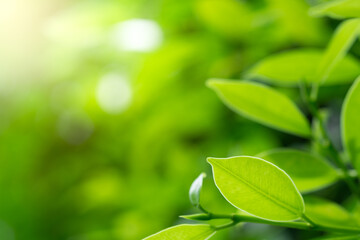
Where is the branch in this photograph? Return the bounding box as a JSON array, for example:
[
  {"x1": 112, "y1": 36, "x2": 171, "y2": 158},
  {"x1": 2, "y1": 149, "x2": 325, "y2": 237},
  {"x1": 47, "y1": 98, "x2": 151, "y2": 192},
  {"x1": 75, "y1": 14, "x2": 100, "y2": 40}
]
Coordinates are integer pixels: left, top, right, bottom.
[{"x1": 182, "y1": 213, "x2": 360, "y2": 234}]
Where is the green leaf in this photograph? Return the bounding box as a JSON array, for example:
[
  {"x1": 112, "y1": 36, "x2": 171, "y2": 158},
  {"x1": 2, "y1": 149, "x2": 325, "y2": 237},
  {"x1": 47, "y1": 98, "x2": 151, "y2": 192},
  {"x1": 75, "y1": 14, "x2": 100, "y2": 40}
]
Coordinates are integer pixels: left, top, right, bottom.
[
  {"x1": 144, "y1": 224, "x2": 216, "y2": 240},
  {"x1": 208, "y1": 156, "x2": 304, "y2": 221},
  {"x1": 195, "y1": 0, "x2": 253, "y2": 40},
  {"x1": 207, "y1": 79, "x2": 311, "y2": 137},
  {"x1": 344, "y1": 195, "x2": 360, "y2": 226},
  {"x1": 266, "y1": 0, "x2": 326, "y2": 45},
  {"x1": 258, "y1": 149, "x2": 339, "y2": 193},
  {"x1": 247, "y1": 49, "x2": 360, "y2": 86},
  {"x1": 180, "y1": 213, "x2": 212, "y2": 221},
  {"x1": 342, "y1": 76, "x2": 360, "y2": 174},
  {"x1": 304, "y1": 196, "x2": 360, "y2": 229},
  {"x1": 189, "y1": 173, "x2": 206, "y2": 208},
  {"x1": 310, "y1": 0, "x2": 360, "y2": 19},
  {"x1": 316, "y1": 18, "x2": 360, "y2": 84}
]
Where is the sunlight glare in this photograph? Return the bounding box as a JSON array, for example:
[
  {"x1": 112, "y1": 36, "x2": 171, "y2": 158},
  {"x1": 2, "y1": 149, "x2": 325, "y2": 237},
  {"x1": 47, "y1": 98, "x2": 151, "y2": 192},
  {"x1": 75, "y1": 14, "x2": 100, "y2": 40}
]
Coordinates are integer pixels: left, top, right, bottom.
[
  {"x1": 111, "y1": 19, "x2": 163, "y2": 52},
  {"x1": 96, "y1": 73, "x2": 132, "y2": 114}
]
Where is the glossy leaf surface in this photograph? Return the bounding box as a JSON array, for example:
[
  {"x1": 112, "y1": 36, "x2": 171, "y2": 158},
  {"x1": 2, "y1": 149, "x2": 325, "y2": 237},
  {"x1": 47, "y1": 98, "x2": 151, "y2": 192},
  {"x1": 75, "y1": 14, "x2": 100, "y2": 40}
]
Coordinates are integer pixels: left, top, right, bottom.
[
  {"x1": 207, "y1": 79, "x2": 311, "y2": 137},
  {"x1": 208, "y1": 156, "x2": 304, "y2": 221}
]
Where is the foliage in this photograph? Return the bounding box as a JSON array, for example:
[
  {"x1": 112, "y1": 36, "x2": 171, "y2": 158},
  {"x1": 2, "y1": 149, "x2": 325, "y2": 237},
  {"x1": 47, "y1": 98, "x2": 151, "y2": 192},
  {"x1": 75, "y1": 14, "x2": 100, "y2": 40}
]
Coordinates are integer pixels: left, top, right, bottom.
[
  {"x1": 2, "y1": 0, "x2": 360, "y2": 239},
  {"x1": 145, "y1": 0, "x2": 360, "y2": 239}
]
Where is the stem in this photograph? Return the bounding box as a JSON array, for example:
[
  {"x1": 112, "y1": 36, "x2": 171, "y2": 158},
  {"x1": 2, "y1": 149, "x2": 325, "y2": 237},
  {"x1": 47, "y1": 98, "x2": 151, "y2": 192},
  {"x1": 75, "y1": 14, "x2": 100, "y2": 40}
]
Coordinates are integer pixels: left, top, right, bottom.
[
  {"x1": 301, "y1": 214, "x2": 316, "y2": 227},
  {"x1": 300, "y1": 82, "x2": 359, "y2": 198},
  {"x1": 213, "y1": 220, "x2": 237, "y2": 230},
  {"x1": 312, "y1": 103, "x2": 359, "y2": 197},
  {"x1": 204, "y1": 212, "x2": 360, "y2": 234},
  {"x1": 198, "y1": 204, "x2": 209, "y2": 214},
  {"x1": 310, "y1": 83, "x2": 319, "y2": 102},
  {"x1": 232, "y1": 214, "x2": 311, "y2": 230}
]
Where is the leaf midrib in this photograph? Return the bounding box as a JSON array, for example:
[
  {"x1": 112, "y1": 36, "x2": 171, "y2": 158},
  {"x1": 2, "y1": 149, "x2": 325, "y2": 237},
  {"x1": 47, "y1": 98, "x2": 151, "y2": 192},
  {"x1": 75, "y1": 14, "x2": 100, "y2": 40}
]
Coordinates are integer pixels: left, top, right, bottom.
[{"x1": 212, "y1": 160, "x2": 300, "y2": 216}]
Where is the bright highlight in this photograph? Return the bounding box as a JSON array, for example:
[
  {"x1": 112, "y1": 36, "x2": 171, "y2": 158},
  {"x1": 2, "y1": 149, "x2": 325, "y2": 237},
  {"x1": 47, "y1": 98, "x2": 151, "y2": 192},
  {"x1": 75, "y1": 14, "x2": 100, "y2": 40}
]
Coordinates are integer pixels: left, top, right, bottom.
[
  {"x1": 111, "y1": 19, "x2": 163, "y2": 52},
  {"x1": 96, "y1": 73, "x2": 132, "y2": 114}
]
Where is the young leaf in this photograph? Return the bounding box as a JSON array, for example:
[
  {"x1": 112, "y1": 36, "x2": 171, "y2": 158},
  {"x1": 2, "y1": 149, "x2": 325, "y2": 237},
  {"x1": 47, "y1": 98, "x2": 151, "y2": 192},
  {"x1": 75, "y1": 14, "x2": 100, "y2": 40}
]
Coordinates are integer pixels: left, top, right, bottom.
[
  {"x1": 207, "y1": 79, "x2": 311, "y2": 137},
  {"x1": 342, "y1": 76, "x2": 360, "y2": 173},
  {"x1": 258, "y1": 149, "x2": 339, "y2": 193},
  {"x1": 180, "y1": 213, "x2": 212, "y2": 221},
  {"x1": 316, "y1": 18, "x2": 360, "y2": 84},
  {"x1": 189, "y1": 173, "x2": 206, "y2": 208},
  {"x1": 247, "y1": 49, "x2": 360, "y2": 86},
  {"x1": 144, "y1": 224, "x2": 216, "y2": 240},
  {"x1": 310, "y1": 0, "x2": 360, "y2": 19},
  {"x1": 208, "y1": 156, "x2": 304, "y2": 221},
  {"x1": 304, "y1": 196, "x2": 360, "y2": 229}
]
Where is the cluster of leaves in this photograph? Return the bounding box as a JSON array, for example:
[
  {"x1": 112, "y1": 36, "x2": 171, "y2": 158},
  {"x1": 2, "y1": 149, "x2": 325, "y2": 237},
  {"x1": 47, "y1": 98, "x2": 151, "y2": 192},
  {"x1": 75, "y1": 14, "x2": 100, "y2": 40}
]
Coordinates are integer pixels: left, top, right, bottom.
[
  {"x1": 145, "y1": 1, "x2": 360, "y2": 239},
  {"x1": 3, "y1": 0, "x2": 335, "y2": 239}
]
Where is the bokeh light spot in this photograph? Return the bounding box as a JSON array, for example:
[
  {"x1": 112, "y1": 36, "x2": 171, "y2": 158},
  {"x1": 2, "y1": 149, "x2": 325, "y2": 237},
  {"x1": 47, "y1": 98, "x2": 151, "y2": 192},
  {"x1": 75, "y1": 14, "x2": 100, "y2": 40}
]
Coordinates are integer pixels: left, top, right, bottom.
[
  {"x1": 111, "y1": 19, "x2": 163, "y2": 52},
  {"x1": 96, "y1": 73, "x2": 132, "y2": 114}
]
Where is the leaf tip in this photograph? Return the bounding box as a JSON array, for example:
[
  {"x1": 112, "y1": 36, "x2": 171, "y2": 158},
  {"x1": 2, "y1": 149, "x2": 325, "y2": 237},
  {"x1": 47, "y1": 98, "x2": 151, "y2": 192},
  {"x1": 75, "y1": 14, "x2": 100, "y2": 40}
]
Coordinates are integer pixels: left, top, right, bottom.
[
  {"x1": 206, "y1": 157, "x2": 217, "y2": 165},
  {"x1": 180, "y1": 213, "x2": 211, "y2": 221}
]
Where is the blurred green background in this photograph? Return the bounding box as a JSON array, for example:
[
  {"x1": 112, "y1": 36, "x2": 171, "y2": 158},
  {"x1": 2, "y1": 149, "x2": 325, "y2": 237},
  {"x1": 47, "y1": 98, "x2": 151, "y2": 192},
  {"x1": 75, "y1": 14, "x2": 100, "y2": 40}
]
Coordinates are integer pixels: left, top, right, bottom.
[{"x1": 0, "y1": 0, "x2": 357, "y2": 239}]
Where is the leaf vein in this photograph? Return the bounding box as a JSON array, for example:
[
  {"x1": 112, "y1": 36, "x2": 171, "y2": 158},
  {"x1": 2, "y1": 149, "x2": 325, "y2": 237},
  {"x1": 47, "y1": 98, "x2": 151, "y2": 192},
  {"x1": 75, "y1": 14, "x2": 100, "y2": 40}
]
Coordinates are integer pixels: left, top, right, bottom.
[{"x1": 212, "y1": 160, "x2": 299, "y2": 216}]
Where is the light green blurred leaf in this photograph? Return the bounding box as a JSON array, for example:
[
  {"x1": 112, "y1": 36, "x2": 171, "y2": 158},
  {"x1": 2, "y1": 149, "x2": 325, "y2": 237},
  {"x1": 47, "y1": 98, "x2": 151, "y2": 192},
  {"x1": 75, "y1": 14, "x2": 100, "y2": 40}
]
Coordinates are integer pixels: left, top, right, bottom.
[
  {"x1": 189, "y1": 173, "x2": 206, "y2": 208},
  {"x1": 207, "y1": 79, "x2": 311, "y2": 137},
  {"x1": 304, "y1": 196, "x2": 360, "y2": 229},
  {"x1": 344, "y1": 196, "x2": 360, "y2": 226},
  {"x1": 266, "y1": 0, "x2": 327, "y2": 44},
  {"x1": 195, "y1": 0, "x2": 253, "y2": 39},
  {"x1": 247, "y1": 49, "x2": 360, "y2": 86},
  {"x1": 258, "y1": 149, "x2": 339, "y2": 193},
  {"x1": 208, "y1": 156, "x2": 304, "y2": 221},
  {"x1": 180, "y1": 213, "x2": 212, "y2": 221},
  {"x1": 143, "y1": 224, "x2": 216, "y2": 240},
  {"x1": 316, "y1": 18, "x2": 360, "y2": 84},
  {"x1": 342, "y1": 76, "x2": 360, "y2": 174},
  {"x1": 310, "y1": 0, "x2": 360, "y2": 19}
]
